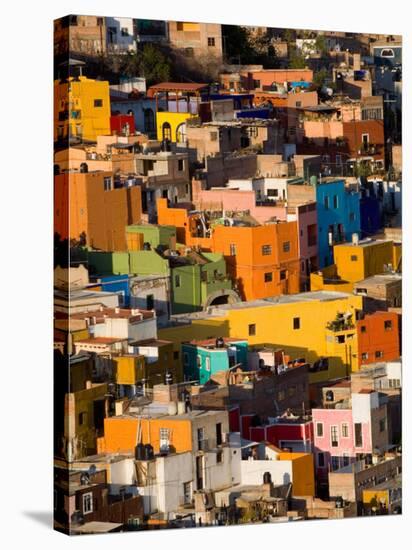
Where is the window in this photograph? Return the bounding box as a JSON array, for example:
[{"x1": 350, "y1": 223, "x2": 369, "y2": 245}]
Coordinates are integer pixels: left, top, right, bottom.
[
  {"x1": 379, "y1": 418, "x2": 386, "y2": 432},
  {"x1": 262, "y1": 244, "x2": 272, "y2": 255},
  {"x1": 94, "y1": 99, "x2": 103, "y2": 107},
  {"x1": 331, "y1": 425, "x2": 339, "y2": 447},
  {"x1": 317, "y1": 452, "x2": 325, "y2": 468},
  {"x1": 360, "y1": 325, "x2": 367, "y2": 333},
  {"x1": 375, "y1": 350, "x2": 384, "y2": 359},
  {"x1": 230, "y1": 244, "x2": 237, "y2": 256},
  {"x1": 197, "y1": 427, "x2": 205, "y2": 450},
  {"x1": 205, "y1": 357, "x2": 211, "y2": 372},
  {"x1": 175, "y1": 274, "x2": 181, "y2": 288},
  {"x1": 336, "y1": 154, "x2": 342, "y2": 165},
  {"x1": 341, "y1": 423, "x2": 349, "y2": 438},
  {"x1": 342, "y1": 454, "x2": 350, "y2": 467},
  {"x1": 103, "y1": 176, "x2": 112, "y2": 191},
  {"x1": 146, "y1": 294, "x2": 154, "y2": 310},
  {"x1": 162, "y1": 122, "x2": 172, "y2": 141},
  {"x1": 208, "y1": 37, "x2": 215, "y2": 47},
  {"x1": 331, "y1": 456, "x2": 340, "y2": 471},
  {"x1": 173, "y1": 351, "x2": 179, "y2": 361},
  {"x1": 336, "y1": 335, "x2": 345, "y2": 344},
  {"x1": 160, "y1": 428, "x2": 170, "y2": 452},
  {"x1": 248, "y1": 324, "x2": 256, "y2": 336},
  {"x1": 264, "y1": 272, "x2": 273, "y2": 283},
  {"x1": 293, "y1": 317, "x2": 300, "y2": 330},
  {"x1": 324, "y1": 196, "x2": 329, "y2": 209},
  {"x1": 361, "y1": 352, "x2": 368, "y2": 361},
  {"x1": 78, "y1": 412, "x2": 87, "y2": 426},
  {"x1": 384, "y1": 320, "x2": 393, "y2": 331},
  {"x1": 210, "y1": 131, "x2": 218, "y2": 142},
  {"x1": 183, "y1": 481, "x2": 192, "y2": 505},
  {"x1": 280, "y1": 270, "x2": 287, "y2": 280},
  {"x1": 354, "y1": 423, "x2": 363, "y2": 447},
  {"x1": 381, "y1": 48, "x2": 395, "y2": 58},
  {"x1": 176, "y1": 21, "x2": 184, "y2": 30},
  {"x1": 178, "y1": 158, "x2": 184, "y2": 171},
  {"x1": 253, "y1": 79, "x2": 261, "y2": 89},
  {"x1": 196, "y1": 355, "x2": 201, "y2": 369},
  {"x1": 201, "y1": 271, "x2": 208, "y2": 282},
  {"x1": 316, "y1": 423, "x2": 324, "y2": 437},
  {"x1": 183, "y1": 352, "x2": 189, "y2": 366},
  {"x1": 216, "y1": 423, "x2": 222, "y2": 446},
  {"x1": 350, "y1": 255, "x2": 358, "y2": 261},
  {"x1": 333, "y1": 195, "x2": 339, "y2": 209},
  {"x1": 121, "y1": 27, "x2": 129, "y2": 36},
  {"x1": 82, "y1": 492, "x2": 93, "y2": 514},
  {"x1": 295, "y1": 101, "x2": 302, "y2": 108},
  {"x1": 267, "y1": 189, "x2": 278, "y2": 197},
  {"x1": 216, "y1": 450, "x2": 223, "y2": 463},
  {"x1": 282, "y1": 241, "x2": 291, "y2": 253}
]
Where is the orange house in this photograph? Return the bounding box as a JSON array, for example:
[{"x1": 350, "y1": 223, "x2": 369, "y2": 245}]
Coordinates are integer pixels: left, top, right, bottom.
[
  {"x1": 54, "y1": 171, "x2": 142, "y2": 251},
  {"x1": 357, "y1": 311, "x2": 400, "y2": 366},
  {"x1": 98, "y1": 416, "x2": 193, "y2": 455},
  {"x1": 157, "y1": 198, "x2": 300, "y2": 301}
]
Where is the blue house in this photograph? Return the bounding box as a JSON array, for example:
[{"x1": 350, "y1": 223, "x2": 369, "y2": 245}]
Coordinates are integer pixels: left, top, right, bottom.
[
  {"x1": 182, "y1": 337, "x2": 248, "y2": 385},
  {"x1": 315, "y1": 179, "x2": 361, "y2": 268},
  {"x1": 94, "y1": 275, "x2": 131, "y2": 307}
]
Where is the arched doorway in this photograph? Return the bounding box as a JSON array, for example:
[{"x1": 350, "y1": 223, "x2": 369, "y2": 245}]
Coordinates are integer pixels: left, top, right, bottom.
[
  {"x1": 203, "y1": 289, "x2": 241, "y2": 309},
  {"x1": 176, "y1": 122, "x2": 187, "y2": 144},
  {"x1": 162, "y1": 122, "x2": 171, "y2": 141},
  {"x1": 144, "y1": 108, "x2": 155, "y2": 133}
]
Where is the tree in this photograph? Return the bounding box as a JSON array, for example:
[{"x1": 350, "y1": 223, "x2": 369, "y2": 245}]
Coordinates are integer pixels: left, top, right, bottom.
[
  {"x1": 140, "y1": 44, "x2": 171, "y2": 86},
  {"x1": 289, "y1": 48, "x2": 306, "y2": 69},
  {"x1": 313, "y1": 67, "x2": 329, "y2": 89},
  {"x1": 315, "y1": 34, "x2": 328, "y2": 56}
]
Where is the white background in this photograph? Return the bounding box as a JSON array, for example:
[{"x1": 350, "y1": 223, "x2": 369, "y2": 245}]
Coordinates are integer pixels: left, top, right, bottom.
[{"x1": 0, "y1": 0, "x2": 410, "y2": 547}]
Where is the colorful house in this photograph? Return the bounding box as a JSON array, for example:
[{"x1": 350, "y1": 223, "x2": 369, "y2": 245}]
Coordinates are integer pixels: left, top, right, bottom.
[
  {"x1": 314, "y1": 179, "x2": 361, "y2": 268},
  {"x1": 159, "y1": 290, "x2": 365, "y2": 382},
  {"x1": 54, "y1": 171, "x2": 142, "y2": 251},
  {"x1": 156, "y1": 198, "x2": 301, "y2": 301},
  {"x1": 312, "y1": 389, "x2": 389, "y2": 489},
  {"x1": 310, "y1": 238, "x2": 400, "y2": 292},
  {"x1": 182, "y1": 337, "x2": 248, "y2": 384},
  {"x1": 54, "y1": 75, "x2": 111, "y2": 142},
  {"x1": 147, "y1": 82, "x2": 211, "y2": 143},
  {"x1": 357, "y1": 311, "x2": 400, "y2": 365}
]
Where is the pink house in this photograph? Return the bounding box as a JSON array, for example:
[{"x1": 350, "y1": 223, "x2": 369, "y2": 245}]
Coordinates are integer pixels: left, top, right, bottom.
[
  {"x1": 312, "y1": 390, "x2": 388, "y2": 487},
  {"x1": 192, "y1": 179, "x2": 287, "y2": 223}
]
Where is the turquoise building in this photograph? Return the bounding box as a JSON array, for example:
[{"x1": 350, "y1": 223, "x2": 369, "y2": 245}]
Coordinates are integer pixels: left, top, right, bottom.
[{"x1": 182, "y1": 338, "x2": 249, "y2": 384}]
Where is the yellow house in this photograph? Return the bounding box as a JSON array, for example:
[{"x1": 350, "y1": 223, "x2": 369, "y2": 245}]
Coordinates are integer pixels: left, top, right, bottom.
[
  {"x1": 156, "y1": 111, "x2": 198, "y2": 143},
  {"x1": 159, "y1": 291, "x2": 364, "y2": 382},
  {"x1": 311, "y1": 239, "x2": 400, "y2": 292},
  {"x1": 279, "y1": 452, "x2": 315, "y2": 497},
  {"x1": 114, "y1": 355, "x2": 146, "y2": 386},
  {"x1": 148, "y1": 82, "x2": 209, "y2": 142},
  {"x1": 54, "y1": 76, "x2": 111, "y2": 141}
]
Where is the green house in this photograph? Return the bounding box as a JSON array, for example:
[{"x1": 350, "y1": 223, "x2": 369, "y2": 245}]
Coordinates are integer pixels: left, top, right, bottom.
[{"x1": 182, "y1": 338, "x2": 249, "y2": 384}]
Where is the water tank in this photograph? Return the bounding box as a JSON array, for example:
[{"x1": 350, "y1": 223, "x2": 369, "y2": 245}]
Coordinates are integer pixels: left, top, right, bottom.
[
  {"x1": 177, "y1": 401, "x2": 186, "y2": 415},
  {"x1": 352, "y1": 233, "x2": 359, "y2": 245},
  {"x1": 135, "y1": 443, "x2": 145, "y2": 461},
  {"x1": 310, "y1": 175, "x2": 318, "y2": 187},
  {"x1": 144, "y1": 443, "x2": 154, "y2": 460},
  {"x1": 80, "y1": 162, "x2": 88, "y2": 173},
  {"x1": 335, "y1": 496, "x2": 344, "y2": 509},
  {"x1": 263, "y1": 472, "x2": 272, "y2": 484},
  {"x1": 215, "y1": 337, "x2": 225, "y2": 348},
  {"x1": 168, "y1": 401, "x2": 178, "y2": 415}
]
